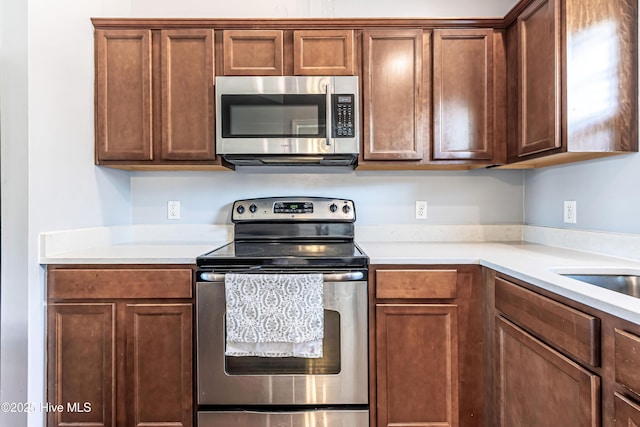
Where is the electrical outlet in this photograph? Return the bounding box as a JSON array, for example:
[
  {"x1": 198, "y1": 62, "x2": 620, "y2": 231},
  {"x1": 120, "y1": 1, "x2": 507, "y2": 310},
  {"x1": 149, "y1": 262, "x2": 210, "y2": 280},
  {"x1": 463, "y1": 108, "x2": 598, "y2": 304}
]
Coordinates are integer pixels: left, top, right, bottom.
[
  {"x1": 415, "y1": 201, "x2": 428, "y2": 220},
  {"x1": 168, "y1": 200, "x2": 181, "y2": 220},
  {"x1": 563, "y1": 200, "x2": 577, "y2": 224}
]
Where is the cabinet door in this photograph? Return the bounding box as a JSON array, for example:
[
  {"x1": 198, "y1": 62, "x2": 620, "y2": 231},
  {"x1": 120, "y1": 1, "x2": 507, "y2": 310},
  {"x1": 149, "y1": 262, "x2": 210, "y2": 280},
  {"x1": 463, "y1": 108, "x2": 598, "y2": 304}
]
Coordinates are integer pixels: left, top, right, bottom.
[
  {"x1": 614, "y1": 393, "x2": 640, "y2": 426},
  {"x1": 161, "y1": 29, "x2": 215, "y2": 160},
  {"x1": 125, "y1": 303, "x2": 193, "y2": 427},
  {"x1": 47, "y1": 303, "x2": 116, "y2": 427},
  {"x1": 293, "y1": 30, "x2": 354, "y2": 75},
  {"x1": 95, "y1": 30, "x2": 153, "y2": 161},
  {"x1": 496, "y1": 316, "x2": 599, "y2": 427},
  {"x1": 433, "y1": 29, "x2": 494, "y2": 160},
  {"x1": 517, "y1": 0, "x2": 561, "y2": 157},
  {"x1": 223, "y1": 30, "x2": 283, "y2": 75},
  {"x1": 376, "y1": 304, "x2": 459, "y2": 427},
  {"x1": 362, "y1": 30, "x2": 428, "y2": 161}
]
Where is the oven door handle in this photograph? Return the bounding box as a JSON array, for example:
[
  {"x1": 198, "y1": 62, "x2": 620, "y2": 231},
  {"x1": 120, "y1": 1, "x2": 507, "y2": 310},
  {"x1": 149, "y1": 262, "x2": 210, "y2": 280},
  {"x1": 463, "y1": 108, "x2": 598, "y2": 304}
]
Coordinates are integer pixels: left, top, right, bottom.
[{"x1": 199, "y1": 271, "x2": 364, "y2": 282}]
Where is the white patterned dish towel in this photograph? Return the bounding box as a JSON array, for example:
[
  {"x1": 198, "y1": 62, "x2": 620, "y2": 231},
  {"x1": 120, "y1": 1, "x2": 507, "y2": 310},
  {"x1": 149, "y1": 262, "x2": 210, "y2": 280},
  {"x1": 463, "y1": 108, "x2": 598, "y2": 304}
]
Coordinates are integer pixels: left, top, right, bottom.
[{"x1": 224, "y1": 273, "x2": 324, "y2": 358}]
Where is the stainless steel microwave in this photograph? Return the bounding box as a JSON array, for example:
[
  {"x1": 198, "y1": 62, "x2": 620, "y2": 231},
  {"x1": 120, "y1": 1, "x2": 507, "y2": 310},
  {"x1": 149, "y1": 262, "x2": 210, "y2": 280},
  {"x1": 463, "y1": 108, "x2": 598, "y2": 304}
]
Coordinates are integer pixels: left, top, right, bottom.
[{"x1": 215, "y1": 76, "x2": 359, "y2": 168}]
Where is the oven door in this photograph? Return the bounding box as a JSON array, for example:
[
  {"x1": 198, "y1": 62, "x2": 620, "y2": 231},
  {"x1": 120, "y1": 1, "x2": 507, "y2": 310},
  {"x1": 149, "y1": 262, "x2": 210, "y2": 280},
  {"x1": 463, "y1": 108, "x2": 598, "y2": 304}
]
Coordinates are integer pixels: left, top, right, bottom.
[
  {"x1": 196, "y1": 271, "x2": 368, "y2": 406},
  {"x1": 198, "y1": 409, "x2": 369, "y2": 427}
]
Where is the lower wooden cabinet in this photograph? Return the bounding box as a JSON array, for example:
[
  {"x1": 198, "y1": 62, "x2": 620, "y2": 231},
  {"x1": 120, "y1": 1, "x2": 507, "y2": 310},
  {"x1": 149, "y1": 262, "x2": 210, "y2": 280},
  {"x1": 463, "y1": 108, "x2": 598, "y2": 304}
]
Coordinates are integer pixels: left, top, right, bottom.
[
  {"x1": 376, "y1": 304, "x2": 459, "y2": 427},
  {"x1": 47, "y1": 303, "x2": 116, "y2": 427},
  {"x1": 370, "y1": 265, "x2": 483, "y2": 427},
  {"x1": 46, "y1": 266, "x2": 193, "y2": 427},
  {"x1": 496, "y1": 316, "x2": 600, "y2": 427},
  {"x1": 614, "y1": 393, "x2": 640, "y2": 426}
]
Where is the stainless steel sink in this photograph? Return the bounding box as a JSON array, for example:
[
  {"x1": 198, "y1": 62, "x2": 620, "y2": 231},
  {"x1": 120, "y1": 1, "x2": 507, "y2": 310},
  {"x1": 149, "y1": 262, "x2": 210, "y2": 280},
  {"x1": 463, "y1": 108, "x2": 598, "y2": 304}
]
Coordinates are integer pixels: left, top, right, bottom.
[{"x1": 561, "y1": 274, "x2": 640, "y2": 298}]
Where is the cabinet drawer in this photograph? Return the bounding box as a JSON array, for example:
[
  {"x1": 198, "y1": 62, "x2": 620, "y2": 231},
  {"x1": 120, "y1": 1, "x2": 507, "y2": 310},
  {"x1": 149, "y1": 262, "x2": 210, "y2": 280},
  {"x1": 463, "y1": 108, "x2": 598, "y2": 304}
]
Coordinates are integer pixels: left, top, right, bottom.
[
  {"x1": 614, "y1": 392, "x2": 640, "y2": 425},
  {"x1": 48, "y1": 268, "x2": 192, "y2": 300},
  {"x1": 495, "y1": 277, "x2": 599, "y2": 367},
  {"x1": 376, "y1": 269, "x2": 457, "y2": 299},
  {"x1": 615, "y1": 329, "x2": 640, "y2": 396}
]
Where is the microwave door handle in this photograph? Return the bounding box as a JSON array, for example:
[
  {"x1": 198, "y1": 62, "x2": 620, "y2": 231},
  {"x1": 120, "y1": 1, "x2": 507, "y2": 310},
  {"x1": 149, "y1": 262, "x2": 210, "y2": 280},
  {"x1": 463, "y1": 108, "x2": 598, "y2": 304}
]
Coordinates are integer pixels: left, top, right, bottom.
[{"x1": 325, "y1": 83, "x2": 333, "y2": 147}]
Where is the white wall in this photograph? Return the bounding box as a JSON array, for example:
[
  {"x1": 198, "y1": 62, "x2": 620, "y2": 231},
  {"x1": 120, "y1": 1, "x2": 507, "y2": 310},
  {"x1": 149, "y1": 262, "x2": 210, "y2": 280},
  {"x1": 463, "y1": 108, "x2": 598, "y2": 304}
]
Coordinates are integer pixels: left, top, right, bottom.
[
  {"x1": 524, "y1": 153, "x2": 640, "y2": 234},
  {"x1": 1, "y1": 2, "x2": 30, "y2": 426},
  {"x1": 132, "y1": 170, "x2": 524, "y2": 225},
  {"x1": 130, "y1": 0, "x2": 518, "y2": 18},
  {"x1": 1, "y1": 0, "x2": 132, "y2": 426}
]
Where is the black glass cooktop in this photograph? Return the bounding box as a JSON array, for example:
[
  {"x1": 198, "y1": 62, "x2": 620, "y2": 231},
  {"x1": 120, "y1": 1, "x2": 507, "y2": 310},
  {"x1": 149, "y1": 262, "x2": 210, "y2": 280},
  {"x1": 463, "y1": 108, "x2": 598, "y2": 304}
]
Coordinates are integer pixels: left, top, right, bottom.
[{"x1": 196, "y1": 241, "x2": 368, "y2": 268}]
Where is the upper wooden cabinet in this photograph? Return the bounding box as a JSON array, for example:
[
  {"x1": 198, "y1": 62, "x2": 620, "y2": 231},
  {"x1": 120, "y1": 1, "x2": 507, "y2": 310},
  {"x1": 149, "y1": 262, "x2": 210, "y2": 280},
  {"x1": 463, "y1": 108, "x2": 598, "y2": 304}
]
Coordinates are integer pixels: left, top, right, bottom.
[
  {"x1": 95, "y1": 28, "x2": 218, "y2": 169},
  {"x1": 433, "y1": 29, "x2": 495, "y2": 161},
  {"x1": 361, "y1": 29, "x2": 428, "y2": 163},
  {"x1": 161, "y1": 30, "x2": 216, "y2": 161},
  {"x1": 223, "y1": 30, "x2": 284, "y2": 75},
  {"x1": 95, "y1": 29, "x2": 153, "y2": 162},
  {"x1": 514, "y1": 0, "x2": 561, "y2": 158},
  {"x1": 505, "y1": 0, "x2": 638, "y2": 167},
  {"x1": 293, "y1": 30, "x2": 354, "y2": 75},
  {"x1": 92, "y1": 8, "x2": 637, "y2": 170},
  {"x1": 360, "y1": 28, "x2": 505, "y2": 168},
  {"x1": 222, "y1": 29, "x2": 354, "y2": 76}
]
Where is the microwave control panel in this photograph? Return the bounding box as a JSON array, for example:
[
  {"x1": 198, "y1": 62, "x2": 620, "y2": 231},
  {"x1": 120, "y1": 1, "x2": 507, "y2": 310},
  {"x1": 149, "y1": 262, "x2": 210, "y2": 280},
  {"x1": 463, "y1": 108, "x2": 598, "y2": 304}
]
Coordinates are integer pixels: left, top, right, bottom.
[{"x1": 332, "y1": 94, "x2": 355, "y2": 138}]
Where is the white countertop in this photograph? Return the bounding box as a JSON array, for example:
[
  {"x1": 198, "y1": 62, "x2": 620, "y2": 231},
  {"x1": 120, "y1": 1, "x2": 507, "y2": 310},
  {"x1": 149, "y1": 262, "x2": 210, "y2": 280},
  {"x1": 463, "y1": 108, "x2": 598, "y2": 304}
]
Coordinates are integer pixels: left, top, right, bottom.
[
  {"x1": 39, "y1": 224, "x2": 232, "y2": 265},
  {"x1": 360, "y1": 240, "x2": 640, "y2": 324},
  {"x1": 41, "y1": 243, "x2": 223, "y2": 265},
  {"x1": 39, "y1": 224, "x2": 640, "y2": 324}
]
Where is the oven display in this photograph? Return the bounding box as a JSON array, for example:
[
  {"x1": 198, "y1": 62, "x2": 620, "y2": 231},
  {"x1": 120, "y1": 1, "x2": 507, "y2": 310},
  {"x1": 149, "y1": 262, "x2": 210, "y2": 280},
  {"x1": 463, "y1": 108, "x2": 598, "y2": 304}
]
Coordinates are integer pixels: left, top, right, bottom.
[{"x1": 273, "y1": 202, "x2": 314, "y2": 214}]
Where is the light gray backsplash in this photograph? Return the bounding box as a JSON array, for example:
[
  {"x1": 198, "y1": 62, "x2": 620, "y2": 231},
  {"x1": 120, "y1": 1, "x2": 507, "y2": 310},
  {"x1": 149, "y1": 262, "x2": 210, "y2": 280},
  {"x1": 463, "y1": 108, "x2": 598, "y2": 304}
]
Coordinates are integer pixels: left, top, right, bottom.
[
  {"x1": 524, "y1": 153, "x2": 640, "y2": 234},
  {"x1": 131, "y1": 169, "x2": 524, "y2": 225}
]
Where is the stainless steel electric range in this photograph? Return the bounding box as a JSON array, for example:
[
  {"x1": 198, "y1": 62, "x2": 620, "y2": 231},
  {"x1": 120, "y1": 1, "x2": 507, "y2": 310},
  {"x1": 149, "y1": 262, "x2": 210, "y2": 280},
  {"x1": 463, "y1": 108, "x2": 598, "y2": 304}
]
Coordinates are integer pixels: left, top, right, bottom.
[{"x1": 195, "y1": 197, "x2": 369, "y2": 427}]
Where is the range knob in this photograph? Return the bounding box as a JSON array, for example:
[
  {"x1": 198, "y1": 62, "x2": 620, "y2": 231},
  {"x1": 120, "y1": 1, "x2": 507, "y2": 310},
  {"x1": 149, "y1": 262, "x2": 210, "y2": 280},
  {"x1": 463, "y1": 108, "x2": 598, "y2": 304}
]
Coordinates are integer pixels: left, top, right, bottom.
[
  {"x1": 342, "y1": 205, "x2": 351, "y2": 214},
  {"x1": 249, "y1": 204, "x2": 258, "y2": 213},
  {"x1": 329, "y1": 203, "x2": 338, "y2": 213},
  {"x1": 236, "y1": 204, "x2": 245, "y2": 214}
]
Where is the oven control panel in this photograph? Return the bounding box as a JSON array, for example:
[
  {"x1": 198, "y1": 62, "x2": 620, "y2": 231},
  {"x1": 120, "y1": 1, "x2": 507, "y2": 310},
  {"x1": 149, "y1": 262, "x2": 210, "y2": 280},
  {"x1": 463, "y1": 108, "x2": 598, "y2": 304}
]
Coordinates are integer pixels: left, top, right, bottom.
[{"x1": 232, "y1": 197, "x2": 355, "y2": 222}]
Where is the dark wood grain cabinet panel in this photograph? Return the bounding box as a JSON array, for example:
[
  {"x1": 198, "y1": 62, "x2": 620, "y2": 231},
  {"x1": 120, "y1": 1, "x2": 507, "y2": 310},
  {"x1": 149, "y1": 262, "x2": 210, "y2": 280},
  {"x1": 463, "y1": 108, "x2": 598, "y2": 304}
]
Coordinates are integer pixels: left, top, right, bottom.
[
  {"x1": 505, "y1": 0, "x2": 638, "y2": 167},
  {"x1": 433, "y1": 29, "x2": 494, "y2": 161},
  {"x1": 614, "y1": 393, "x2": 640, "y2": 426},
  {"x1": 48, "y1": 268, "x2": 192, "y2": 299},
  {"x1": 46, "y1": 266, "x2": 193, "y2": 427},
  {"x1": 125, "y1": 304, "x2": 193, "y2": 427},
  {"x1": 95, "y1": 28, "x2": 218, "y2": 168},
  {"x1": 161, "y1": 29, "x2": 215, "y2": 160},
  {"x1": 47, "y1": 303, "x2": 116, "y2": 427},
  {"x1": 376, "y1": 269, "x2": 458, "y2": 299},
  {"x1": 95, "y1": 29, "x2": 153, "y2": 161},
  {"x1": 486, "y1": 272, "x2": 640, "y2": 427},
  {"x1": 495, "y1": 276, "x2": 600, "y2": 367},
  {"x1": 516, "y1": 0, "x2": 561, "y2": 158},
  {"x1": 376, "y1": 304, "x2": 459, "y2": 427},
  {"x1": 362, "y1": 29, "x2": 428, "y2": 162},
  {"x1": 223, "y1": 30, "x2": 284, "y2": 75},
  {"x1": 496, "y1": 316, "x2": 600, "y2": 427},
  {"x1": 293, "y1": 30, "x2": 354, "y2": 75},
  {"x1": 614, "y1": 328, "x2": 640, "y2": 397},
  {"x1": 371, "y1": 265, "x2": 483, "y2": 427}
]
